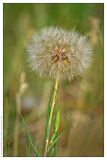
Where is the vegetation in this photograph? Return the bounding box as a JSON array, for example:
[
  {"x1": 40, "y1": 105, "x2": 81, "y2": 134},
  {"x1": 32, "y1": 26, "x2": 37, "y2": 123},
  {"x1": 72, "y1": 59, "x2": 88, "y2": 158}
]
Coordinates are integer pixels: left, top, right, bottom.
[{"x1": 4, "y1": 3, "x2": 104, "y2": 157}]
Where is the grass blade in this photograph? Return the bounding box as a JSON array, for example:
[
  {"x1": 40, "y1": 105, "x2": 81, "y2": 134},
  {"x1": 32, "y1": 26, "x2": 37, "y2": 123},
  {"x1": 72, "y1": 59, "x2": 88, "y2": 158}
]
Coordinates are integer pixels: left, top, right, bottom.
[
  {"x1": 54, "y1": 108, "x2": 60, "y2": 133},
  {"x1": 48, "y1": 130, "x2": 64, "y2": 153},
  {"x1": 19, "y1": 113, "x2": 40, "y2": 157},
  {"x1": 45, "y1": 104, "x2": 51, "y2": 139},
  {"x1": 50, "y1": 108, "x2": 60, "y2": 144},
  {"x1": 49, "y1": 108, "x2": 60, "y2": 156},
  {"x1": 26, "y1": 143, "x2": 30, "y2": 156}
]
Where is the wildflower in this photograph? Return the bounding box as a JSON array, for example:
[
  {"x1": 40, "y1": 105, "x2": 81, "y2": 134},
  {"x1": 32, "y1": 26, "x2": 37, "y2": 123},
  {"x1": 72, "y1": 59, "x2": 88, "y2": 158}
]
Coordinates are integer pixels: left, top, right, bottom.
[{"x1": 27, "y1": 27, "x2": 92, "y2": 80}]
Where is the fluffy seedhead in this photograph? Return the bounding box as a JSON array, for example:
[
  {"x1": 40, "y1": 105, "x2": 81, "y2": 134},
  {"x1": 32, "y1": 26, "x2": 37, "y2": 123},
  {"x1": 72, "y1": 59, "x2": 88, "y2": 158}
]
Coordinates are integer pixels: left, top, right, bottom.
[{"x1": 27, "y1": 27, "x2": 92, "y2": 80}]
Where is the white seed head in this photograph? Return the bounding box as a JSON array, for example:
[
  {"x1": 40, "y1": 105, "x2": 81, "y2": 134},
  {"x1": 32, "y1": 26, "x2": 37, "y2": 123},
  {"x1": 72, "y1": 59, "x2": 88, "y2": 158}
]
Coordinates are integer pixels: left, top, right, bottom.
[{"x1": 27, "y1": 27, "x2": 92, "y2": 80}]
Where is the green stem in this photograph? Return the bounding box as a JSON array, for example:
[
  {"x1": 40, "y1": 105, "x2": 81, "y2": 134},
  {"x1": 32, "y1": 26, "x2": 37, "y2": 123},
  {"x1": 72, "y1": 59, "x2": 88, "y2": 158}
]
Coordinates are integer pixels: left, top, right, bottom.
[{"x1": 44, "y1": 78, "x2": 59, "y2": 156}]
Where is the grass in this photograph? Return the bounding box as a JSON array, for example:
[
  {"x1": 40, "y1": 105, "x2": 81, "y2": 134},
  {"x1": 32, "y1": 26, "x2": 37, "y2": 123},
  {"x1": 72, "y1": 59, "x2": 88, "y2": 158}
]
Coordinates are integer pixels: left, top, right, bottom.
[
  {"x1": 20, "y1": 113, "x2": 40, "y2": 156},
  {"x1": 20, "y1": 79, "x2": 62, "y2": 157}
]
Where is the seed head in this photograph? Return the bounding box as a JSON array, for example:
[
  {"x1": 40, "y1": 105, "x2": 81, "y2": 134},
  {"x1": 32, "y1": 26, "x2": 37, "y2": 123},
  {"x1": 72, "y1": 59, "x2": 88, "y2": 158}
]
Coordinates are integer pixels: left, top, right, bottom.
[{"x1": 27, "y1": 27, "x2": 92, "y2": 80}]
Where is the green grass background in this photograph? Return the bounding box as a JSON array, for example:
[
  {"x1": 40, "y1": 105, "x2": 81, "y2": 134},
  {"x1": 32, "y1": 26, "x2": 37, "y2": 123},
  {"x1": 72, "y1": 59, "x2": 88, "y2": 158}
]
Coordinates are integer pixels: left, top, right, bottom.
[{"x1": 4, "y1": 3, "x2": 104, "y2": 157}]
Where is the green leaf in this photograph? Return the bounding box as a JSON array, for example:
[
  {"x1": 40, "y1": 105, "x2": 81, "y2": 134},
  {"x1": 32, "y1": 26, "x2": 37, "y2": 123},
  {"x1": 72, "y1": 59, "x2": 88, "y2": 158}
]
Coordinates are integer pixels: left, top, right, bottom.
[
  {"x1": 19, "y1": 113, "x2": 40, "y2": 157},
  {"x1": 50, "y1": 108, "x2": 60, "y2": 144},
  {"x1": 48, "y1": 108, "x2": 60, "y2": 156},
  {"x1": 54, "y1": 108, "x2": 60, "y2": 133},
  {"x1": 45, "y1": 104, "x2": 51, "y2": 138},
  {"x1": 26, "y1": 143, "x2": 30, "y2": 156},
  {"x1": 48, "y1": 130, "x2": 64, "y2": 153}
]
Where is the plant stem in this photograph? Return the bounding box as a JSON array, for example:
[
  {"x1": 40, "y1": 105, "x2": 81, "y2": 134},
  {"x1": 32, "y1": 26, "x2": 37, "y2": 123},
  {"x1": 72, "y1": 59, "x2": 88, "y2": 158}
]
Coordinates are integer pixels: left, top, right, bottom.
[{"x1": 44, "y1": 78, "x2": 59, "y2": 156}]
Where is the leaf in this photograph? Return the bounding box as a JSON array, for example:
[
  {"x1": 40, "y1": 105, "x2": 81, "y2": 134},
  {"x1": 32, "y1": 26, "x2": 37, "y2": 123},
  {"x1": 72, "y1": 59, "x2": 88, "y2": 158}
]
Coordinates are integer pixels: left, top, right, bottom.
[
  {"x1": 48, "y1": 108, "x2": 60, "y2": 156},
  {"x1": 44, "y1": 82, "x2": 56, "y2": 139},
  {"x1": 19, "y1": 113, "x2": 40, "y2": 157},
  {"x1": 45, "y1": 104, "x2": 51, "y2": 139},
  {"x1": 48, "y1": 129, "x2": 64, "y2": 153},
  {"x1": 54, "y1": 108, "x2": 60, "y2": 133},
  {"x1": 26, "y1": 143, "x2": 30, "y2": 156},
  {"x1": 50, "y1": 108, "x2": 60, "y2": 144}
]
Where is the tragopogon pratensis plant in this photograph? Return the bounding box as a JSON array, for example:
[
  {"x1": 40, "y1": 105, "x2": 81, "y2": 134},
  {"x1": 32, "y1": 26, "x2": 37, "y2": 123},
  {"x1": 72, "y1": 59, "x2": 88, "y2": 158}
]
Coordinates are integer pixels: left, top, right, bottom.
[{"x1": 27, "y1": 27, "x2": 92, "y2": 156}]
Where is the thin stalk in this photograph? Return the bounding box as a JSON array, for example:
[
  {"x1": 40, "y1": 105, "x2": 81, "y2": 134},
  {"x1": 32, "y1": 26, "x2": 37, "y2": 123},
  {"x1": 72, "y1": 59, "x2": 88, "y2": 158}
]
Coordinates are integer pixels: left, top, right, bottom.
[{"x1": 44, "y1": 78, "x2": 59, "y2": 156}]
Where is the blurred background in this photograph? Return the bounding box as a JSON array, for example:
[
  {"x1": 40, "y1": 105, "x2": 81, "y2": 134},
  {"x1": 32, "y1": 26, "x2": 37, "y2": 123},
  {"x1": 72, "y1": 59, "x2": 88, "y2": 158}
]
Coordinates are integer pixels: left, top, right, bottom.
[{"x1": 4, "y1": 3, "x2": 104, "y2": 157}]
